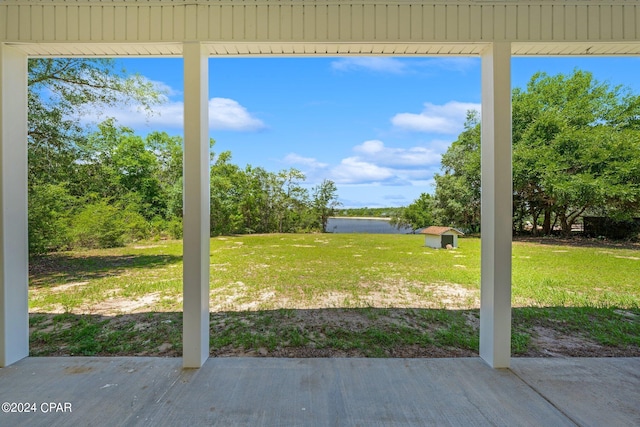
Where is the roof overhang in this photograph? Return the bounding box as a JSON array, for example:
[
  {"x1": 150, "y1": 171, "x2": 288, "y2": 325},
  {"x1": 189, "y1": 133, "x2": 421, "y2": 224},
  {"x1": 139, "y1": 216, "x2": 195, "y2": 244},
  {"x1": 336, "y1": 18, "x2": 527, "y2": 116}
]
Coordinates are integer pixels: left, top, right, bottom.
[{"x1": 2, "y1": 1, "x2": 639, "y2": 57}]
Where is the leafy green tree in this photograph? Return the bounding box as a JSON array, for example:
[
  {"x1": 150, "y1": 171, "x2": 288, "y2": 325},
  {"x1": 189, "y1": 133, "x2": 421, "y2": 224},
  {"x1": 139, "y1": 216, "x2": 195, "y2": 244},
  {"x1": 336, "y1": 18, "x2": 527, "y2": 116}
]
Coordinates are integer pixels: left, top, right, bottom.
[
  {"x1": 28, "y1": 58, "x2": 163, "y2": 187},
  {"x1": 512, "y1": 110, "x2": 564, "y2": 234},
  {"x1": 391, "y1": 193, "x2": 434, "y2": 231},
  {"x1": 512, "y1": 70, "x2": 640, "y2": 235},
  {"x1": 166, "y1": 177, "x2": 184, "y2": 220},
  {"x1": 75, "y1": 119, "x2": 128, "y2": 199},
  {"x1": 145, "y1": 131, "x2": 185, "y2": 223},
  {"x1": 145, "y1": 131, "x2": 184, "y2": 187},
  {"x1": 433, "y1": 69, "x2": 640, "y2": 237},
  {"x1": 278, "y1": 168, "x2": 309, "y2": 233},
  {"x1": 246, "y1": 166, "x2": 275, "y2": 233},
  {"x1": 243, "y1": 167, "x2": 309, "y2": 234},
  {"x1": 432, "y1": 111, "x2": 481, "y2": 232},
  {"x1": 599, "y1": 129, "x2": 640, "y2": 219},
  {"x1": 210, "y1": 150, "x2": 245, "y2": 235},
  {"x1": 27, "y1": 59, "x2": 165, "y2": 253},
  {"x1": 28, "y1": 183, "x2": 76, "y2": 254},
  {"x1": 112, "y1": 134, "x2": 164, "y2": 219},
  {"x1": 312, "y1": 179, "x2": 341, "y2": 232},
  {"x1": 76, "y1": 119, "x2": 166, "y2": 220}
]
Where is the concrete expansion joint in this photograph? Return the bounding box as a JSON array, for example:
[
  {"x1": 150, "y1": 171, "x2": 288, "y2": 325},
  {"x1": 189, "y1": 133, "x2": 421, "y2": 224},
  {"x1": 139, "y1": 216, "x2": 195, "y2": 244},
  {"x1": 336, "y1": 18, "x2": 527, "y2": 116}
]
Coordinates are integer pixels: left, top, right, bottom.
[{"x1": 509, "y1": 368, "x2": 581, "y2": 427}]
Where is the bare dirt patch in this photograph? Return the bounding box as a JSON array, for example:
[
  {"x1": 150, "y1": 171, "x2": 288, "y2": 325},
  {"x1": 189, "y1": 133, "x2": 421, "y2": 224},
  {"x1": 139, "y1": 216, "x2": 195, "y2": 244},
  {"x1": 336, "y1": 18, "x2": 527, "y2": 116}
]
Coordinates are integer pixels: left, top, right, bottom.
[
  {"x1": 87, "y1": 293, "x2": 163, "y2": 315},
  {"x1": 528, "y1": 326, "x2": 604, "y2": 357},
  {"x1": 28, "y1": 236, "x2": 639, "y2": 358},
  {"x1": 523, "y1": 325, "x2": 639, "y2": 358},
  {"x1": 30, "y1": 281, "x2": 89, "y2": 294}
]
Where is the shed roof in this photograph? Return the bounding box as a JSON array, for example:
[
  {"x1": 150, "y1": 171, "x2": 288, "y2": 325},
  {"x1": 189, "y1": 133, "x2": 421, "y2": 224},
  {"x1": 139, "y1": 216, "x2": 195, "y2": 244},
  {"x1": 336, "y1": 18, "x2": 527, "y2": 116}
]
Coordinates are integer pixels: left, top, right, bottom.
[{"x1": 420, "y1": 226, "x2": 464, "y2": 236}]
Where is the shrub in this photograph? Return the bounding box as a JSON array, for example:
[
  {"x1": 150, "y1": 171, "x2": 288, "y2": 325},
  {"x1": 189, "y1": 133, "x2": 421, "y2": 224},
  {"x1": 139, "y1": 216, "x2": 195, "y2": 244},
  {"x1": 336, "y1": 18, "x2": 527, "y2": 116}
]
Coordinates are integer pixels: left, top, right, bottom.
[
  {"x1": 144, "y1": 216, "x2": 180, "y2": 240},
  {"x1": 28, "y1": 183, "x2": 75, "y2": 255},
  {"x1": 166, "y1": 218, "x2": 183, "y2": 239},
  {"x1": 120, "y1": 206, "x2": 151, "y2": 242},
  {"x1": 71, "y1": 201, "x2": 127, "y2": 249}
]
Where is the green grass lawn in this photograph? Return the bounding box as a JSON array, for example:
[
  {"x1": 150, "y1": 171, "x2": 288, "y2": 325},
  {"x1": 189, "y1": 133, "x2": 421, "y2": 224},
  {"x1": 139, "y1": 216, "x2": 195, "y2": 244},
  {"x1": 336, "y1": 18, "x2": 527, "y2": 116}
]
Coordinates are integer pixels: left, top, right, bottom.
[{"x1": 28, "y1": 234, "x2": 640, "y2": 358}]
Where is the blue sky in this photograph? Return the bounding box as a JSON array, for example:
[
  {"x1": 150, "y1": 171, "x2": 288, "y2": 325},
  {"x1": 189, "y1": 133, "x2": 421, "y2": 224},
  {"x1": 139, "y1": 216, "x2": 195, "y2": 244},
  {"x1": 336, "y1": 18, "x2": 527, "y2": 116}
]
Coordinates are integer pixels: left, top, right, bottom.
[{"x1": 93, "y1": 56, "x2": 640, "y2": 208}]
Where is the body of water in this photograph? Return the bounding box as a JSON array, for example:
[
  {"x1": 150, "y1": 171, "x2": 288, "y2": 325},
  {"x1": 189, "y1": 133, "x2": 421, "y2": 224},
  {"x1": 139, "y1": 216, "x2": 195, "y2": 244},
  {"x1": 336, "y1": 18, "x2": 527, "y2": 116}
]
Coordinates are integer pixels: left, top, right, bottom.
[{"x1": 326, "y1": 217, "x2": 414, "y2": 234}]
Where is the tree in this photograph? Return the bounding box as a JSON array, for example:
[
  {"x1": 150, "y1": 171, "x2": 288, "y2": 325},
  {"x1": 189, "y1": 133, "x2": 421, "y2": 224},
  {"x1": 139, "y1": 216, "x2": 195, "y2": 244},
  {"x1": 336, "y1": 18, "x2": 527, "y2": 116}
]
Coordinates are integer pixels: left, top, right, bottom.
[
  {"x1": 28, "y1": 58, "x2": 163, "y2": 186},
  {"x1": 278, "y1": 168, "x2": 309, "y2": 233},
  {"x1": 28, "y1": 183, "x2": 76, "y2": 254},
  {"x1": 512, "y1": 110, "x2": 564, "y2": 234},
  {"x1": 312, "y1": 180, "x2": 341, "y2": 232},
  {"x1": 432, "y1": 111, "x2": 481, "y2": 232},
  {"x1": 111, "y1": 133, "x2": 164, "y2": 220},
  {"x1": 391, "y1": 193, "x2": 434, "y2": 231},
  {"x1": 210, "y1": 150, "x2": 245, "y2": 235},
  {"x1": 146, "y1": 131, "x2": 184, "y2": 189},
  {"x1": 145, "y1": 131, "x2": 185, "y2": 228},
  {"x1": 432, "y1": 69, "x2": 640, "y2": 237},
  {"x1": 512, "y1": 70, "x2": 640, "y2": 235},
  {"x1": 74, "y1": 119, "x2": 166, "y2": 220},
  {"x1": 27, "y1": 59, "x2": 165, "y2": 253}
]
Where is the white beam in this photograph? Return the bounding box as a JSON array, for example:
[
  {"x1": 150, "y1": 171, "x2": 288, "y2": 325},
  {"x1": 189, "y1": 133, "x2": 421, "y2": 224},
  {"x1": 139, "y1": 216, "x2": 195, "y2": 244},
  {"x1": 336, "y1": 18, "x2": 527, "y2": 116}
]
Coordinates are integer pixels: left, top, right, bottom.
[
  {"x1": 480, "y1": 42, "x2": 512, "y2": 369},
  {"x1": 182, "y1": 42, "x2": 210, "y2": 369},
  {"x1": 0, "y1": 44, "x2": 29, "y2": 367}
]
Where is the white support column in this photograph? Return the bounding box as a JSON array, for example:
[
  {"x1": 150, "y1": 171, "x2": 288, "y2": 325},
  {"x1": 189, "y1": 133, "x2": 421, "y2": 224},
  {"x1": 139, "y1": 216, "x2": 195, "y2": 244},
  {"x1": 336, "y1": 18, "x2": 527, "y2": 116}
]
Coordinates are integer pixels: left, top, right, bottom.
[
  {"x1": 182, "y1": 42, "x2": 210, "y2": 368},
  {"x1": 0, "y1": 44, "x2": 29, "y2": 367},
  {"x1": 480, "y1": 42, "x2": 512, "y2": 369}
]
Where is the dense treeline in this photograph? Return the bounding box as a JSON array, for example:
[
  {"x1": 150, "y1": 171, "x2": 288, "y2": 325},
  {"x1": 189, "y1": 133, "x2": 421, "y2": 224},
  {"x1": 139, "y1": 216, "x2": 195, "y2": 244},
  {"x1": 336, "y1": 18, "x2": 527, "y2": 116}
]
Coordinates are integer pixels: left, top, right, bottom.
[
  {"x1": 336, "y1": 207, "x2": 403, "y2": 218},
  {"x1": 208, "y1": 153, "x2": 340, "y2": 236},
  {"x1": 394, "y1": 70, "x2": 640, "y2": 236},
  {"x1": 28, "y1": 59, "x2": 339, "y2": 255}
]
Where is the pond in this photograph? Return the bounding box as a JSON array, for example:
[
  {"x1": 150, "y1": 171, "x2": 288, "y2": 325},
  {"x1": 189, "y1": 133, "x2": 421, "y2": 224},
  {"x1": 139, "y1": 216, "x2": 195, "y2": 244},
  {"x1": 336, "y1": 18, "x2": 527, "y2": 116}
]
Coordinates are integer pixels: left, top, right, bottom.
[{"x1": 326, "y1": 217, "x2": 414, "y2": 234}]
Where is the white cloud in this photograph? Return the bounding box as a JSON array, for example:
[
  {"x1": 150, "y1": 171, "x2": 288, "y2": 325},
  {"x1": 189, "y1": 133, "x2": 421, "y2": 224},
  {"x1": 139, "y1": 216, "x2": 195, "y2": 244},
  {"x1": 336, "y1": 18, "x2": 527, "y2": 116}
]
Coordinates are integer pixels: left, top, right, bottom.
[
  {"x1": 331, "y1": 57, "x2": 479, "y2": 75},
  {"x1": 331, "y1": 139, "x2": 442, "y2": 185},
  {"x1": 148, "y1": 102, "x2": 183, "y2": 127},
  {"x1": 283, "y1": 153, "x2": 328, "y2": 169},
  {"x1": 282, "y1": 153, "x2": 330, "y2": 184},
  {"x1": 282, "y1": 152, "x2": 397, "y2": 186},
  {"x1": 353, "y1": 140, "x2": 441, "y2": 168},
  {"x1": 353, "y1": 140, "x2": 385, "y2": 155},
  {"x1": 331, "y1": 157, "x2": 396, "y2": 184},
  {"x1": 149, "y1": 79, "x2": 181, "y2": 98},
  {"x1": 209, "y1": 98, "x2": 265, "y2": 131},
  {"x1": 284, "y1": 140, "x2": 443, "y2": 186},
  {"x1": 331, "y1": 58, "x2": 408, "y2": 74},
  {"x1": 391, "y1": 101, "x2": 481, "y2": 134},
  {"x1": 76, "y1": 97, "x2": 265, "y2": 132}
]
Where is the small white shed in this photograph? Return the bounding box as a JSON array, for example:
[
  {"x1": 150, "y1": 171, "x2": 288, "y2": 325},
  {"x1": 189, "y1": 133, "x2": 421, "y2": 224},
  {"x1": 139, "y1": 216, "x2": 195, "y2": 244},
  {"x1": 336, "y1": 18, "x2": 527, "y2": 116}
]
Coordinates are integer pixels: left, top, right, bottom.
[{"x1": 420, "y1": 226, "x2": 464, "y2": 249}]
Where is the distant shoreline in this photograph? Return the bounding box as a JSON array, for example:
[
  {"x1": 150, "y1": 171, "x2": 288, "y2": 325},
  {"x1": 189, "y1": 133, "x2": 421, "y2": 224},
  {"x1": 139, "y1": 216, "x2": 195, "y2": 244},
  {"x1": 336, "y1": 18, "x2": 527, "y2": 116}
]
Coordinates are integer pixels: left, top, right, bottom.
[{"x1": 329, "y1": 216, "x2": 392, "y2": 221}]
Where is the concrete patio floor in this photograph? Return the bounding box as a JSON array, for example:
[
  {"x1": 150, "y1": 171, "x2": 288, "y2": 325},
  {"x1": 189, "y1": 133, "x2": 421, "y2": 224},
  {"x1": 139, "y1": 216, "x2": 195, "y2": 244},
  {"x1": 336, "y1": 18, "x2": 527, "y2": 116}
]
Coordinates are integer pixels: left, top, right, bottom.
[{"x1": 0, "y1": 357, "x2": 638, "y2": 426}]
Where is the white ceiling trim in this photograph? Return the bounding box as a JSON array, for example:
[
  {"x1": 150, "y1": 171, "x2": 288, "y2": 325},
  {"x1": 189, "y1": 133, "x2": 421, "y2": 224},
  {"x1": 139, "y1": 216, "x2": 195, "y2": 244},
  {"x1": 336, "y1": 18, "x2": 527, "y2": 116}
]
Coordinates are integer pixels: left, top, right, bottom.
[{"x1": 6, "y1": 41, "x2": 640, "y2": 57}]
